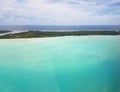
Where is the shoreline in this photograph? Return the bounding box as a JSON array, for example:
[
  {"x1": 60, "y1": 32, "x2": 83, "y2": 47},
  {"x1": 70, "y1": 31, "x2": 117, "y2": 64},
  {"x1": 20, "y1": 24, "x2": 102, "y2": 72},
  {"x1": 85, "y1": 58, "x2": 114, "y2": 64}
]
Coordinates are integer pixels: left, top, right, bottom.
[
  {"x1": 0, "y1": 35, "x2": 120, "y2": 41},
  {"x1": 0, "y1": 30, "x2": 120, "y2": 39}
]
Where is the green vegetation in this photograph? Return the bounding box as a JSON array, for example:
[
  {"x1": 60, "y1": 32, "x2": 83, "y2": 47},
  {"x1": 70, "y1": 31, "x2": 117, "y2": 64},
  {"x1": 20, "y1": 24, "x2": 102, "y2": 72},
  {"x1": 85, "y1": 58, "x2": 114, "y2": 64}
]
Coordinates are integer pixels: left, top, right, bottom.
[
  {"x1": 0, "y1": 30, "x2": 11, "y2": 34},
  {"x1": 0, "y1": 31, "x2": 120, "y2": 39}
]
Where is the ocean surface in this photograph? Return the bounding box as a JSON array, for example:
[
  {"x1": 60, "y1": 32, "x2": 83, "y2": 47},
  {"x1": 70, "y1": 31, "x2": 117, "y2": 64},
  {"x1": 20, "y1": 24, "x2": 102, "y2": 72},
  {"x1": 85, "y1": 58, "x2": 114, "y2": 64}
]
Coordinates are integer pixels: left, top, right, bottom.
[
  {"x1": 0, "y1": 36, "x2": 120, "y2": 92},
  {"x1": 0, "y1": 25, "x2": 120, "y2": 31}
]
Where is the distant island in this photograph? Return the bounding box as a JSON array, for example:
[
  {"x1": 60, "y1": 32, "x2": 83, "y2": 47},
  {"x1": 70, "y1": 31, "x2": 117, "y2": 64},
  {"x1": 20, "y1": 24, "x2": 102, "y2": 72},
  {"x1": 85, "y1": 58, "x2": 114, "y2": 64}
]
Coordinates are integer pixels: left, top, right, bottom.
[
  {"x1": 0, "y1": 30, "x2": 11, "y2": 34},
  {"x1": 0, "y1": 30, "x2": 120, "y2": 39}
]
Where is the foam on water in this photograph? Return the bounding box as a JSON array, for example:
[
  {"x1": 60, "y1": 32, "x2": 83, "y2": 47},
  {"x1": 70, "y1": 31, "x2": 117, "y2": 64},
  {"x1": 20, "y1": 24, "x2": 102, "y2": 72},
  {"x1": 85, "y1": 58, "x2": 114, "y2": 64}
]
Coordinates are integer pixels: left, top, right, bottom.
[{"x1": 0, "y1": 36, "x2": 120, "y2": 92}]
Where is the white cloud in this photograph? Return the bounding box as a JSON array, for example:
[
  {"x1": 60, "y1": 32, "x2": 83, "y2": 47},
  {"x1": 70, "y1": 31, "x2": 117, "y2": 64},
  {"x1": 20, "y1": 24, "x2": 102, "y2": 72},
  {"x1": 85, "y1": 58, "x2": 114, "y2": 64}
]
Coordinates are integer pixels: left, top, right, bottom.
[
  {"x1": 0, "y1": 0, "x2": 120, "y2": 25},
  {"x1": 110, "y1": 0, "x2": 120, "y2": 3}
]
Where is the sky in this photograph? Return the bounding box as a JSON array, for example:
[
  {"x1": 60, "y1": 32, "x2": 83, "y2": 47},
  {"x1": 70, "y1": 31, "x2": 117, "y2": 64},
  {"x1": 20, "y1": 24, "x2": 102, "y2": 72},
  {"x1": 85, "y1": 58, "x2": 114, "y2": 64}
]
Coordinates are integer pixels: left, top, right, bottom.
[{"x1": 0, "y1": 0, "x2": 120, "y2": 25}]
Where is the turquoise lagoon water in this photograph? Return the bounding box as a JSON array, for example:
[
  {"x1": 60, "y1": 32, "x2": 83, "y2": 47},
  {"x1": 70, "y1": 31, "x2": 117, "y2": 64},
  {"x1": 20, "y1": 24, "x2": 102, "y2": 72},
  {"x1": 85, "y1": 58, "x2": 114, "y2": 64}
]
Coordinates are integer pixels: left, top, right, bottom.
[{"x1": 0, "y1": 36, "x2": 120, "y2": 92}]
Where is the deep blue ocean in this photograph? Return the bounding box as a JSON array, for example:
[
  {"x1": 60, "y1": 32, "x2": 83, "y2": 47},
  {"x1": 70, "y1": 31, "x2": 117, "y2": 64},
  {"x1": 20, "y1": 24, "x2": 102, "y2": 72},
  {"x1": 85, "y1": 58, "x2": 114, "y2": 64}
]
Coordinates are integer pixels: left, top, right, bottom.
[{"x1": 0, "y1": 25, "x2": 120, "y2": 31}]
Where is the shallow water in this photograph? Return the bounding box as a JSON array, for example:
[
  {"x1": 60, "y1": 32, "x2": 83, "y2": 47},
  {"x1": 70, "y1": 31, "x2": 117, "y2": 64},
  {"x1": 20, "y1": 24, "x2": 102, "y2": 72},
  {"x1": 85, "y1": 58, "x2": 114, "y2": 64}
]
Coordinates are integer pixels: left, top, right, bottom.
[{"x1": 0, "y1": 36, "x2": 120, "y2": 92}]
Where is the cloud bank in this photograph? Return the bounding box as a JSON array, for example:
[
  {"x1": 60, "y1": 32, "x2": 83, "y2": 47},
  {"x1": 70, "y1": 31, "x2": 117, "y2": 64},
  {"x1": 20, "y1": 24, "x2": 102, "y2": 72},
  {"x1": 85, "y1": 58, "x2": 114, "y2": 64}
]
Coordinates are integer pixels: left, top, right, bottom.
[{"x1": 0, "y1": 0, "x2": 120, "y2": 25}]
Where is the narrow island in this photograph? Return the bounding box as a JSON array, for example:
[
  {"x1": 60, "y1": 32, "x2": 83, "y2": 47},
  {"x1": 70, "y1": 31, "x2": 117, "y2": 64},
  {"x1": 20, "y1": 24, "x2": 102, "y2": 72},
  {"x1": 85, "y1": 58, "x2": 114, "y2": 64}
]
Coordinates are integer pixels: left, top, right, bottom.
[{"x1": 0, "y1": 30, "x2": 120, "y2": 39}]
